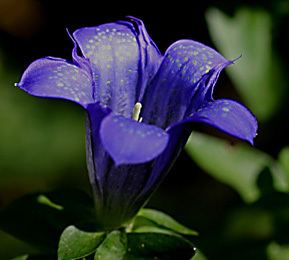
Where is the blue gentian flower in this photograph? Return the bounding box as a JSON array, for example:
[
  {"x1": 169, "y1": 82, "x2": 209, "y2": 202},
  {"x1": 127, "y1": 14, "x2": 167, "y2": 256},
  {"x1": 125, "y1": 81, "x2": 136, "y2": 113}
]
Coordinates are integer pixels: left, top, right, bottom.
[{"x1": 17, "y1": 17, "x2": 257, "y2": 228}]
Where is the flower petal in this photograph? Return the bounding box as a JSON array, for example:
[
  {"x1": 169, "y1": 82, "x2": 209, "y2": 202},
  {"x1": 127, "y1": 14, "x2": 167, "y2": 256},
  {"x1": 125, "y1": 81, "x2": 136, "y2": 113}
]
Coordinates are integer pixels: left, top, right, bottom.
[
  {"x1": 189, "y1": 99, "x2": 258, "y2": 144},
  {"x1": 86, "y1": 104, "x2": 191, "y2": 228},
  {"x1": 126, "y1": 16, "x2": 162, "y2": 100},
  {"x1": 73, "y1": 18, "x2": 161, "y2": 117},
  {"x1": 99, "y1": 114, "x2": 169, "y2": 165},
  {"x1": 86, "y1": 103, "x2": 111, "y2": 188},
  {"x1": 141, "y1": 40, "x2": 231, "y2": 129},
  {"x1": 86, "y1": 104, "x2": 168, "y2": 227},
  {"x1": 17, "y1": 57, "x2": 93, "y2": 106},
  {"x1": 128, "y1": 122, "x2": 192, "y2": 215}
]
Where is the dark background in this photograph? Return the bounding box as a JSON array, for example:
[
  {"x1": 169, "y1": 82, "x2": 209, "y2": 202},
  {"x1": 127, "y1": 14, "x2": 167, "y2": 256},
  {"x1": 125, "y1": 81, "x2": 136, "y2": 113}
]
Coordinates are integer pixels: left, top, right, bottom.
[{"x1": 1, "y1": 0, "x2": 289, "y2": 259}]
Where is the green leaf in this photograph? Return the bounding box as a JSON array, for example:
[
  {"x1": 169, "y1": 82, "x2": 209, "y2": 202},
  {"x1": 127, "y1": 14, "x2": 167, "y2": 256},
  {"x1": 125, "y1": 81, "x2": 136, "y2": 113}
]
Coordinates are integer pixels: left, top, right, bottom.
[
  {"x1": 0, "y1": 190, "x2": 95, "y2": 251},
  {"x1": 278, "y1": 147, "x2": 289, "y2": 176},
  {"x1": 58, "y1": 225, "x2": 105, "y2": 260},
  {"x1": 267, "y1": 242, "x2": 289, "y2": 260},
  {"x1": 132, "y1": 225, "x2": 183, "y2": 236},
  {"x1": 94, "y1": 231, "x2": 127, "y2": 260},
  {"x1": 193, "y1": 251, "x2": 208, "y2": 260},
  {"x1": 126, "y1": 232, "x2": 196, "y2": 260},
  {"x1": 11, "y1": 255, "x2": 29, "y2": 260},
  {"x1": 135, "y1": 208, "x2": 198, "y2": 236},
  {"x1": 185, "y1": 132, "x2": 289, "y2": 202},
  {"x1": 206, "y1": 8, "x2": 285, "y2": 122}
]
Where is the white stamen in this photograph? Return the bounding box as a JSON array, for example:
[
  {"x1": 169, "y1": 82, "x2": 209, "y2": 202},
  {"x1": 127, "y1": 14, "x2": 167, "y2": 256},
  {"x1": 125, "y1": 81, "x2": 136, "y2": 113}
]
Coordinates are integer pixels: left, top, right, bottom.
[{"x1": 132, "y1": 102, "x2": 142, "y2": 121}]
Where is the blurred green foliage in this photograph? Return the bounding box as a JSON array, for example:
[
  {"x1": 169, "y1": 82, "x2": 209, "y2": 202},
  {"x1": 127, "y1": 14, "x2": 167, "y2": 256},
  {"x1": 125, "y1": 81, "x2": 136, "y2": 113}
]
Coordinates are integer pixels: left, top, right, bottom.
[
  {"x1": 0, "y1": 52, "x2": 87, "y2": 190},
  {"x1": 206, "y1": 8, "x2": 285, "y2": 122},
  {"x1": 0, "y1": 47, "x2": 90, "y2": 258},
  {"x1": 186, "y1": 132, "x2": 289, "y2": 202},
  {"x1": 267, "y1": 242, "x2": 289, "y2": 260},
  {"x1": 279, "y1": 147, "x2": 289, "y2": 175},
  {"x1": 185, "y1": 6, "x2": 289, "y2": 260}
]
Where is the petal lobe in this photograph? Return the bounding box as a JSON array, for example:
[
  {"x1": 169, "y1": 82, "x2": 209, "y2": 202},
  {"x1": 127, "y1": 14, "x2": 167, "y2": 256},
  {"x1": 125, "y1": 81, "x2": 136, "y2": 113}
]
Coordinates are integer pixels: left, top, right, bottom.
[
  {"x1": 100, "y1": 115, "x2": 169, "y2": 165},
  {"x1": 17, "y1": 57, "x2": 93, "y2": 106},
  {"x1": 190, "y1": 99, "x2": 258, "y2": 144}
]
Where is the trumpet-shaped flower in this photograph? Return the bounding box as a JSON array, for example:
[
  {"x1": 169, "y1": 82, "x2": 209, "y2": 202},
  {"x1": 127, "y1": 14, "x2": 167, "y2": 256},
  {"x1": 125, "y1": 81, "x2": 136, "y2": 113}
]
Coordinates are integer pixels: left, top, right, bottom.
[{"x1": 17, "y1": 17, "x2": 257, "y2": 228}]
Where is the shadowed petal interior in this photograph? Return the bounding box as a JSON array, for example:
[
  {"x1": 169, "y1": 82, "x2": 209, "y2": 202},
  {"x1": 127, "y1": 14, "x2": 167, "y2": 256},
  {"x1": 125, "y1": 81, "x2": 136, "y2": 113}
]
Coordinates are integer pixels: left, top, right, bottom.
[{"x1": 141, "y1": 40, "x2": 230, "y2": 129}]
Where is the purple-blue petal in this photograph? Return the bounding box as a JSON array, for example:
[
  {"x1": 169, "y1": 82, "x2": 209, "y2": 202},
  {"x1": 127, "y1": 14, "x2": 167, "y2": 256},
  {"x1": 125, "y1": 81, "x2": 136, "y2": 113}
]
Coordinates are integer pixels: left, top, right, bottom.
[
  {"x1": 86, "y1": 104, "x2": 165, "y2": 227},
  {"x1": 100, "y1": 114, "x2": 169, "y2": 165},
  {"x1": 86, "y1": 103, "x2": 111, "y2": 193},
  {"x1": 86, "y1": 105, "x2": 190, "y2": 228},
  {"x1": 67, "y1": 28, "x2": 93, "y2": 74},
  {"x1": 128, "y1": 122, "x2": 192, "y2": 214},
  {"x1": 189, "y1": 99, "x2": 258, "y2": 144},
  {"x1": 141, "y1": 40, "x2": 231, "y2": 129},
  {"x1": 17, "y1": 57, "x2": 93, "y2": 106},
  {"x1": 73, "y1": 18, "x2": 161, "y2": 117},
  {"x1": 125, "y1": 16, "x2": 162, "y2": 100}
]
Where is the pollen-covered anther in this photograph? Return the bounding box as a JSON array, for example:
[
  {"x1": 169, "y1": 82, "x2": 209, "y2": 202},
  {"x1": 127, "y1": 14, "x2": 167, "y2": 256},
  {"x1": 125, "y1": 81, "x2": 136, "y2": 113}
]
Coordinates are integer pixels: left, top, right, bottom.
[{"x1": 132, "y1": 102, "x2": 142, "y2": 122}]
